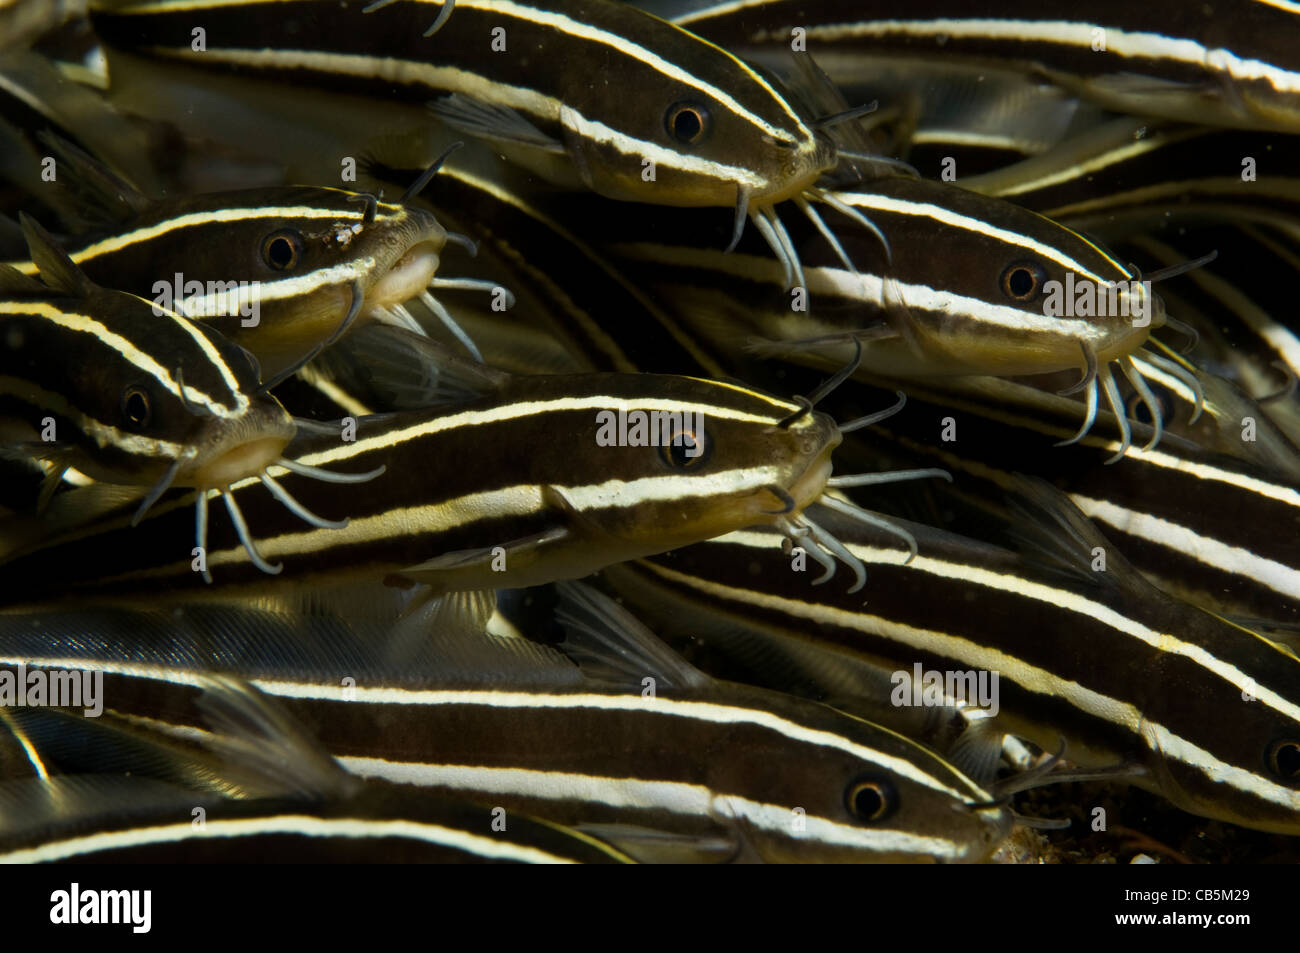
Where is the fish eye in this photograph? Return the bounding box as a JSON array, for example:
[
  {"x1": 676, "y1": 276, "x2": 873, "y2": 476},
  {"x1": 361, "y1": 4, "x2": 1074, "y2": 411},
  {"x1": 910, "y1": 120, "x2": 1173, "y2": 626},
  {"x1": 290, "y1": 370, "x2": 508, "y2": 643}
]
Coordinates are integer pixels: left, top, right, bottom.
[
  {"x1": 1000, "y1": 260, "x2": 1048, "y2": 301},
  {"x1": 665, "y1": 101, "x2": 711, "y2": 146},
  {"x1": 659, "y1": 427, "x2": 710, "y2": 469},
  {"x1": 121, "y1": 385, "x2": 152, "y2": 429},
  {"x1": 261, "y1": 228, "x2": 304, "y2": 271},
  {"x1": 846, "y1": 777, "x2": 896, "y2": 822},
  {"x1": 1267, "y1": 740, "x2": 1300, "y2": 781}
]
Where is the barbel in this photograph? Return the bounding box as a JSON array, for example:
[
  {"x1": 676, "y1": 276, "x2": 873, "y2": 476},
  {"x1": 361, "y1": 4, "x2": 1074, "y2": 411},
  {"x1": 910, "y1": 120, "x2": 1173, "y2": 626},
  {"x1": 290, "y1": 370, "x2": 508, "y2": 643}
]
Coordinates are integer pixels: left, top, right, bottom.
[
  {"x1": 0, "y1": 583, "x2": 1012, "y2": 862},
  {"x1": 0, "y1": 347, "x2": 830, "y2": 596},
  {"x1": 643, "y1": 0, "x2": 1300, "y2": 134},
  {"x1": 590, "y1": 174, "x2": 1185, "y2": 460},
  {"x1": 85, "y1": 0, "x2": 873, "y2": 284},
  {"x1": 839, "y1": 375, "x2": 1300, "y2": 630},
  {"x1": 361, "y1": 141, "x2": 730, "y2": 379},
  {"x1": 5, "y1": 140, "x2": 480, "y2": 380},
  {"x1": 0, "y1": 336, "x2": 949, "y2": 599},
  {"x1": 605, "y1": 482, "x2": 1300, "y2": 835}
]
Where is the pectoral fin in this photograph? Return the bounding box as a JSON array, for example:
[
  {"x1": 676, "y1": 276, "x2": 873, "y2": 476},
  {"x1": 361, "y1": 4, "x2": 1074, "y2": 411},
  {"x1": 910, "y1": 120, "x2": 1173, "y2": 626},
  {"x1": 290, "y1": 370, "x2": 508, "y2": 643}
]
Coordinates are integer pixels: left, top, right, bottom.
[
  {"x1": 398, "y1": 525, "x2": 571, "y2": 582},
  {"x1": 428, "y1": 94, "x2": 566, "y2": 154}
]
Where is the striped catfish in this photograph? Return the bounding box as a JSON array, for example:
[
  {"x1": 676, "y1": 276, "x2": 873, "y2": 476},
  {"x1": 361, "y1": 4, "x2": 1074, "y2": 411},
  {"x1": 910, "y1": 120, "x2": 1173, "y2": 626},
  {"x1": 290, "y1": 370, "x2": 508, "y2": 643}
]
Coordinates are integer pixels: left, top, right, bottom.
[
  {"x1": 605, "y1": 484, "x2": 1300, "y2": 836},
  {"x1": 674, "y1": 22, "x2": 1108, "y2": 181},
  {"x1": 1112, "y1": 228, "x2": 1300, "y2": 452},
  {"x1": 0, "y1": 777, "x2": 634, "y2": 862},
  {"x1": 0, "y1": 49, "x2": 166, "y2": 230},
  {"x1": 858, "y1": 70, "x2": 1104, "y2": 180},
  {"x1": 962, "y1": 118, "x2": 1300, "y2": 235},
  {"x1": 0, "y1": 346, "x2": 912, "y2": 597},
  {"x1": 963, "y1": 125, "x2": 1300, "y2": 455},
  {"x1": 0, "y1": 214, "x2": 381, "y2": 564},
  {"x1": 0, "y1": 213, "x2": 294, "y2": 501},
  {"x1": 1107, "y1": 227, "x2": 1300, "y2": 470},
  {"x1": 361, "y1": 140, "x2": 730, "y2": 379},
  {"x1": 837, "y1": 375, "x2": 1300, "y2": 630},
  {"x1": 0, "y1": 676, "x2": 632, "y2": 863},
  {"x1": 0, "y1": 585, "x2": 1013, "y2": 862},
  {"x1": 86, "y1": 0, "x2": 866, "y2": 282},
  {"x1": 643, "y1": 0, "x2": 1300, "y2": 134},
  {"x1": 591, "y1": 174, "x2": 1193, "y2": 460},
  {"x1": 5, "y1": 144, "x2": 464, "y2": 380}
]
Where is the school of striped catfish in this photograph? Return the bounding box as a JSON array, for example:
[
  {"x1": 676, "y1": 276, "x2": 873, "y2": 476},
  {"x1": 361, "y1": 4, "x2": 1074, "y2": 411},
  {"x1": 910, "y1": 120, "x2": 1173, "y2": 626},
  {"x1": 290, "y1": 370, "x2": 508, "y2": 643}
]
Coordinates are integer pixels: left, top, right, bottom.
[{"x1": 0, "y1": 0, "x2": 1298, "y2": 864}]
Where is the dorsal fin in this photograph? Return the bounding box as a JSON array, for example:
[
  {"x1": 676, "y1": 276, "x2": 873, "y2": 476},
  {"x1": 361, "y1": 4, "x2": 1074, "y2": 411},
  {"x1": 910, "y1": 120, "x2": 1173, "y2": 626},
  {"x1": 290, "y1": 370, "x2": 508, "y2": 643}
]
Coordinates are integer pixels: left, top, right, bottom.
[
  {"x1": 0, "y1": 214, "x2": 25, "y2": 260},
  {"x1": 315, "y1": 325, "x2": 512, "y2": 409},
  {"x1": 0, "y1": 671, "x2": 356, "y2": 801},
  {"x1": 193, "y1": 676, "x2": 361, "y2": 800},
  {"x1": 35, "y1": 129, "x2": 155, "y2": 226},
  {"x1": 1002, "y1": 474, "x2": 1152, "y2": 599},
  {"x1": 554, "y1": 581, "x2": 711, "y2": 691},
  {"x1": 0, "y1": 262, "x2": 48, "y2": 296},
  {"x1": 18, "y1": 213, "x2": 92, "y2": 297}
]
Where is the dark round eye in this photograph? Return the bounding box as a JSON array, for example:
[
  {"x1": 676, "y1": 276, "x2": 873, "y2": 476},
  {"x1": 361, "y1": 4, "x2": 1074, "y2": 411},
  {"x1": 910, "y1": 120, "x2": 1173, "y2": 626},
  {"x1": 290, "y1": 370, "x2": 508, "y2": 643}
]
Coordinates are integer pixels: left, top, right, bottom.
[
  {"x1": 261, "y1": 228, "x2": 304, "y2": 271},
  {"x1": 846, "y1": 778, "x2": 896, "y2": 822},
  {"x1": 1267, "y1": 740, "x2": 1300, "y2": 781},
  {"x1": 121, "y1": 386, "x2": 152, "y2": 429},
  {"x1": 664, "y1": 101, "x2": 711, "y2": 146},
  {"x1": 1000, "y1": 260, "x2": 1048, "y2": 301},
  {"x1": 659, "y1": 427, "x2": 710, "y2": 469}
]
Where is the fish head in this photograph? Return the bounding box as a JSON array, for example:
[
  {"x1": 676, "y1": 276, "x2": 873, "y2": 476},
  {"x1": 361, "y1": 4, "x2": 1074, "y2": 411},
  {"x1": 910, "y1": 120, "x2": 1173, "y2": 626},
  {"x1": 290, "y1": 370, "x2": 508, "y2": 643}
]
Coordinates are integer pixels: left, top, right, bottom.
[
  {"x1": 557, "y1": 22, "x2": 833, "y2": 211},
  {"x1": 701, "y1": 690, "x2": 1012, "y2": 863},
  {"x1": 139, "y1": 187, "x2": 448, "y2": 379},
  {"x1": 36, "y1": 281, "x2": 296, "y2": 492},
  {"x1": 821, "y1": 181, "x2": 1157, "y2": 378},
  {"x1": 562, "y1": 375, "x2": 840, "y2": 553},
  {"x1": 1138, "y1": 634, "x2": 1300, "y2": 836}
]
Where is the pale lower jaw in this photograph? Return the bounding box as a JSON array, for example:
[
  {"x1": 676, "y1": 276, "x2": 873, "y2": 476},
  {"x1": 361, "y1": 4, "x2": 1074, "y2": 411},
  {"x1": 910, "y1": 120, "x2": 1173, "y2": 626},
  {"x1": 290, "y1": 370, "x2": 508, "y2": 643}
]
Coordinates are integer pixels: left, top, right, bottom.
[
  {"x1": 757, "y1": 174, "x2": 822, "y2": 208},
  {"x1": 784, "y1": 451, "x2": 836, "y2": 515},
  {"x1": 366, "y1": 242, "x2": 443, "y2": 313},
  {"x1": 187, "y1": 436, "x2": 291, "y2": 489}
]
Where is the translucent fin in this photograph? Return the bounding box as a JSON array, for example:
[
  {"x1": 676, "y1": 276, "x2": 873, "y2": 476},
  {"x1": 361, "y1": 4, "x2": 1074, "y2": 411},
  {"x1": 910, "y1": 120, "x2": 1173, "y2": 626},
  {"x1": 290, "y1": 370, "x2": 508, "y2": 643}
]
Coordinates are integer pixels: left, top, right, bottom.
[
  {"x1": 18, "y1": 213, "x2": 92, "y2": 297},
  {"x1": 554, "y1": 581, "x2": 711, "y2": 690},
  {"x1": 194, "y1": 676, "x2": 360, "y2": 799},
  {"x1": 947, "y1": 715, "x2": 1007, "y2": 787},
  {"x1": 574, "y1": 822, "x2": 739, "y2": 865},
  {"x1": 429, "y1": 94, "x2": 565, "y2": 152}
]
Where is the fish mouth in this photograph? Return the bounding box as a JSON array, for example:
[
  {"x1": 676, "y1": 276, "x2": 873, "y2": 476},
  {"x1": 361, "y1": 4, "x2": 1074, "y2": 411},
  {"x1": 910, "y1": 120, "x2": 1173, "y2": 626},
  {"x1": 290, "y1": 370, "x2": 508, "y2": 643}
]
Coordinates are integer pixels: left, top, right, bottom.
[
  {"x1": 975, "y1": 803, "x2": 1015, "y2": 854},
  {"x1": 365, "y1": 238, "x2": 443, "y2": 314},
  {"x1": 1149, "y1": 289, "x2": 1168, "y2": 330},
  {"x1": 792, "y1": 453, "x2": 834, "y2": 509},
  {"x1": 775, "y1": 441, "x2": 837, "y2": 515},
  {"x1": 183, "y1": 405, "x2": 296, "y2": 489},
  {"x1": 188, "y1": 435, "x2": 292, "y2": 489},
  {"x1": 761, "y1": 131, "x2": 837, "y2": 205}
]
